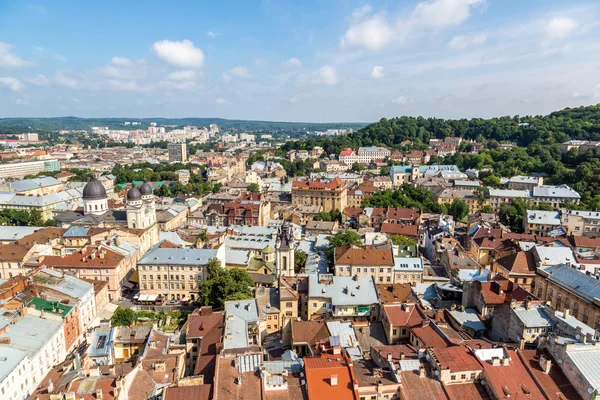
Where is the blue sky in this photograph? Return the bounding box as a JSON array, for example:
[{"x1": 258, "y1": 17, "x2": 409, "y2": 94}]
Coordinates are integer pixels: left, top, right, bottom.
[{"x1": 0, "y1": 0, "x2": 599, "y2": 122}]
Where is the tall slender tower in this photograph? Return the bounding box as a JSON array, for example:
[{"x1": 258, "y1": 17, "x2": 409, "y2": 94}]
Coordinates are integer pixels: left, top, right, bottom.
[{"x1": 275, "y1": 221, "x2": 295, "y2": 277}]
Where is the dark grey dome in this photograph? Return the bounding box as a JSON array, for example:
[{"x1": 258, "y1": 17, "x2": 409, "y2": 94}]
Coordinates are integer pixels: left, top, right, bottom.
[
  {"x1": 127, "y1": 186, "x2": 142, "y2": 200},
  {"x1": 139, "y1": 181, "x2": 153, "y2": 195},
  {"x1": 82, "y1": 179, "x2": 107, "y2": 200}
]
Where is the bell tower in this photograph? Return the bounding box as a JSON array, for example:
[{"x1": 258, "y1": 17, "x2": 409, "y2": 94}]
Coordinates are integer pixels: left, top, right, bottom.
[{"x1": 275, "y1": 221, "x2": 295, "y2": 277}]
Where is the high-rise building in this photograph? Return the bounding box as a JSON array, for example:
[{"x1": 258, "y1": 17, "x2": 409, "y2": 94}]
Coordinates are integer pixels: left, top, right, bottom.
[{"x1": 168, "y1": 142, "x2": 188, "y2": 162}]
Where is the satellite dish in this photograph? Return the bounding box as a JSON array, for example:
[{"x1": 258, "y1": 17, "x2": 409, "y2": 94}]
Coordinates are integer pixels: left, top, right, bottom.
[
  {"x1": 434, "y1": 370, "x2": 440, "y2": 376},
  {"x1": 576, "y1": 335, "x2": 581, "y2": 340},
  {"x1": 589, "y1": 388, "x2": 594, "y2": 394},
  {"x1": 557, "y1": 359, "x2": 563, "y2": 364},
  {"x1": 481, "y1": 380, "x2": 487, "y2": 385},
  {"x1": 426, "y1": 354, "x2": 431, "y2": 360}
]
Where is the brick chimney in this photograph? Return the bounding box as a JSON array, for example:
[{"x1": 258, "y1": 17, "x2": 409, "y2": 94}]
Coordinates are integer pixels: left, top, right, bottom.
[
  {"x1": 330, "y1": 375, "x2": 338, "y2": 386},
  {"x1": 538, "y1": 355, "x2": 552, "y2": 374}
]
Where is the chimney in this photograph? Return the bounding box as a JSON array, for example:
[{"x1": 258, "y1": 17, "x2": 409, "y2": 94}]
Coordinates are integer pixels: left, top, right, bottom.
[
  {"x1": 491, "y1": 357, "x2": 501, "y2": 366},
  {"x1": 419, "y1": 366, "x2": 426, "y2": 378},
  {"x1": 330, "y1": 375, "x2": 338, "y2": 386},
  {"x1": 400, "y1": 352, "x2": 405, "y2": 360},
  {"x1": 563, "y1": 308, "x2": 570, "y2": 319},
  {"x1": 48, "y1": 379, "x2": 54, "y2": 394},
  {"x1": 538, "y1": 355, "x2": 552, "y2": 374},
  {"x1": 96, "y1": 389, "x2": 103, "y2": 400},
  {"x1": 387, "y1": 352, "x2": 392, "y2": 362},
  {"x1": 502, "y1": 357, "x2": 510, "y2": 366}
]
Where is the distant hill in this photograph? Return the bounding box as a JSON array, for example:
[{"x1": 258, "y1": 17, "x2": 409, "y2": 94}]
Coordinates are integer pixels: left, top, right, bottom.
[{"x1": 0, "y1": 116, "x2": 367, "y2": 134}]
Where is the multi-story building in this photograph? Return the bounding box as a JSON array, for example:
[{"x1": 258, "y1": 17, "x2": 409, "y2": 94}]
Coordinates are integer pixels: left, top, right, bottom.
[
  {"x1": 535, "y1": 264, "x2": 600, "y2": 329},
  {"x1": 357, "y1": 146, "x2": 391, "y2": 163},
  {"x1": 532, "y1": 185, "x2": 581, "y2": 208},
  {"x1": 0, "y1": 159, "x2": 59, "y2": 179},
  {"x1": 334, "y1": 245, "x2": 395, "y2": 284},
  {"x1": 168, "y1": 142, "x2": 188, "y2": 162},
  {"x1": 507, "y1": 175, "x2": 544, "y2": 190},
  {"x1": 561, "y1": 209, "x2": 600, "y2": 236},
  {"x1": 488, "y1": 188, "x2": 530, "y2": 212},
  {"x1": 432, "y1": 187, "x2": 484, "y2": 213},
  {"x1": 292, "y1": 177, "x2": 347, "y2": 213},
  {"x1": 339, "y1": 148, "x2": 358, "y2": 165},
  {"x1": 523, "y1": 210, "x2": 561, "y2": 236},
  {"x1": 307, "y1": 274, "x2": 379, "y2": 320},
  {"x1": 137, "y1": 246, "x2": 225, "y2": 302},
  {"x1": 205, "y1": 199, "x2": 271, "y2": 226}
]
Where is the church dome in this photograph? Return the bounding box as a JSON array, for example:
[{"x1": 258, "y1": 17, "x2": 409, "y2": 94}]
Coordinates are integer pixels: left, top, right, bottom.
[
  {"x1": 82, "y1": 179, "x2": 107, "y2": 200},
  {"x1": 127, "y1": 186, "x2": 142, "y2": 201},
  {"x1": 262, "y1": 245, "x2": 275, "y2": 254},
  {"x1": 139, "y1": 181, "x2": 153, "y2": 195}
]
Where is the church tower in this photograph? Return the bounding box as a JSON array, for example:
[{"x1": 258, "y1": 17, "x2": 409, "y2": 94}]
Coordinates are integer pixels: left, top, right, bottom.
[
  {"x1": 82, "y1": 177, "x2": 108, "y2": 216},
  {"x1": 275, "y1": 221, "x2": 295, "y2": 277},
  {"x1": 126, "y1": 181, "x2": 156, "y2": 230}
]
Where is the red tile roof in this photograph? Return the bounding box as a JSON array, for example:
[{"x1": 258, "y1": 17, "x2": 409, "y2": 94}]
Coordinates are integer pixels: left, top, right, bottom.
[
  {"x1": 409, "y1": 323, "x2": 451, "y2": 348},
  {"x1": 477, "y1": 349, "x2": 545, "y2": 400},
  {"x1": 292, "y1": 177, "x2": 345, "y2": 191},
  {"x1": 304, "y1": 354, "x2": 357, "y2": 400},
  {"x1": 571, "y1": 235, "x2": 600, "y2": 248},
  {"x1": 334, "y1": 245, "x2": 394, "y2": 266},
  {"x1": 494, "y1": 251, "x2": 536, "y2": 275},
  {"x1": 383, "y1": 303, "x2": 426, "y2": 327},
  {"x1": 430, "y1": 346, "x2": 481, "y2": 372},
  {"x1": 444, "y1": 382, "x2": 491, "y2": 400},
  {"x1": 380, "y1": 223, "x2": 419, "y2": 237},
  {"x1": 518, "y1": 350, "x2": 581, "y2": 400},
  {"x1": 386, "y1": 208, "x2": 420, "y2": 221}
]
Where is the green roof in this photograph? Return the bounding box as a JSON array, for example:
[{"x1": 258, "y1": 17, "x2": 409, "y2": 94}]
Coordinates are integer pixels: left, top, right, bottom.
[
  {"x1": 248, "y1": 258, "x2": 276, "y2": 273},
  {"x1": 28, "y1": 297, "x2": 72, "y2": 317},
  {"x1": 262, "y1": 245, "x2": 275, "y2": 254}
]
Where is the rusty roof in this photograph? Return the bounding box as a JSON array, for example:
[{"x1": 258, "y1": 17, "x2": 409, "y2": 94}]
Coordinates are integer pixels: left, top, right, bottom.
[{"x1": 334, "y1": 245, "x2": 394, "y2": 266}]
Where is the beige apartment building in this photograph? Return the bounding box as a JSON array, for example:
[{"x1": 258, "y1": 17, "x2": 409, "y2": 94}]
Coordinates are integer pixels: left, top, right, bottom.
[
  {"x1": 137, "y1": 246, "x2": 225, "y2": 302},
  {"x1": 292, "y1": 177, "x2": 347, "y2": 213}
]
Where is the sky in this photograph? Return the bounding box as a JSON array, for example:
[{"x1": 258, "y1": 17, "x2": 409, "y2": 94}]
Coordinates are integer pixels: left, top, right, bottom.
[{"x1": 0, "y1": 0, "x2": 599, "y2": 123}]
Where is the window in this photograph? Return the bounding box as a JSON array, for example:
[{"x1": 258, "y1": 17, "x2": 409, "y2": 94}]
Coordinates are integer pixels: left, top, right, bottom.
[
  {"x1": 451, "y1": 375, "x2": 456, "y2": 381},
  {"x1": 460, "y1": 374, "x2": 466, "y2": 380},
  {"x1": 470, "y1": 373, "x2": 476, "y2": 380},
  {"x1": 313, "y1": 303, "x2": 317, "y2": 308},
  {"x1": 286, "y1": 302, "x2": 293, "y2": 307}
]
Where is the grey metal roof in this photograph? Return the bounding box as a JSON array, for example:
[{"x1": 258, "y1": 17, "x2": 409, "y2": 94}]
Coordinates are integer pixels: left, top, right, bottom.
[
  {"x1": 509, "y1": 176, "x2": 539, "y2": 184},
  {"x1": 0, "y1": 226, "x2": 41, "y2": 241},
  {"x1": 533, "y1": 185, "x2": 580, "y2": 199},
  {"x1": 88, "y1": 328, "x2": 114, "y2": 358},
  {"x1": 225, "y1": 299, "x2": 259, "y2": 323},
  {"x1": 513, "y1": 306, "x2": 555, "y2": 328},
  {"x1": 566, "y1": 348, "x2": 600, "y2": 390},
  {"x1": 8, "y1": 176, "x2": 62, "y2": 192},
  {"x1": 533, "y1": 247, "x2": 577, "y2": 267},
  {"x1": 37, "y1": 268, "x2": 94, "y2": 299},
  {"x1": 224, "y1": 314, "x2": 249, "y2": 350},
  {"x1": 308, "y1": 275, "x2": 379, "y2": 306},
  {"x1": 0, "y1": 345, "x2": 28, "y2": 382},
  {"x1": 449, "y1": 308, "x2": 487, "y2": 331},
  {"x1": 489, "y1": 188, "x2": 530, "y2": 198},
  {"x1": 541, "y1": 264, "x2": 600, "y2": 300},
  {"x1": 394, "y1": 257, "x2": 424, "y2": 272},
  {"x1": 137, "y1": 247, "x2": 218, "y2": 266},
  {"x1": 526, "y1": 210, "x2": 561, "y2": 225},
  {"x1": 326, "y1": 321, "x2": 358, "y2": 348},
  {"x1": 0, "y1": 314, "x2": 63, "y2": 358},
  {"x1": 64, "y1": 227, "x2": 90, "y2": 237}
]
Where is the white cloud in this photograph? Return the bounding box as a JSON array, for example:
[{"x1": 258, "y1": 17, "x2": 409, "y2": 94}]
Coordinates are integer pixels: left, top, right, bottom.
[
  {"x1": 288, "y1": 97, "x2": 298, "y2": 104},
  {"x1": 351, "y1": 4, "x2": 372, "y2": 21},
  {"x1": 222, "y1": 66, "x2": 251, "y2": 82},
  {"x1": 371, "y1": 66, "x2": 384, "y2": 79},
  {"x1": 448, "y1": 31, "x2": 488, "y2": 50},
  {"x1": 207, "y1": 31, "x2": 218, "y2": 38},
  {"x1": 167, "y1": 70, "x2": 196, "y2": 81},
  {"x1": 112, "y1": 56, "x2": 132, "y2": 67},
  {"x1": 26, "y1": 74, "x2": 48, "y2": 85},
  {"x1": 0, "y1": 77, "x2": 23, "y2": 91},
  {"x1": 340, "y1": 12, "x2": 393, "y2": 51},
  {"x1": 152, "y1": 39, "x2": 205, "y2": 68},
  {"x1": 545, "y1": 17, "x2": 578, "y2": 41},
  {"x1": 72, "y1": 97, "x2": 80, "y2": 104},
  {"x1": 392, "y1": 95, "x2": 413, "y2": 105},
  {"x1": 0, "y1": 42, "x2": 30, "y2": 68},
  {"x1": 54, "y1": 73, "x2": 78, "y2": 89},
  {"x1": 281, "y1": 57, "x2": 302, "y2": 69},
  {"x1": 15, "y1": 98, "x2": 28, "y2": 105},
  {"x1": 215, "y1": 97, "x2": 228, "y2": 105},
  {"x1": 298, "y1": 65, "x2": 338, "y2": 86},
  {"x1": 411, "y1": 0, "x2": 484, "y2": 28}
]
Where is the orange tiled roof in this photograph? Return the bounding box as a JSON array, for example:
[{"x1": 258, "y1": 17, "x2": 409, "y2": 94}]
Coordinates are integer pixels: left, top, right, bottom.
[
  {"x1": 334, "y1": 245, "x2": 394, "y2": 266},
  {"x1": 304, "y1": 354, "x2": 356, "y2": 400}
]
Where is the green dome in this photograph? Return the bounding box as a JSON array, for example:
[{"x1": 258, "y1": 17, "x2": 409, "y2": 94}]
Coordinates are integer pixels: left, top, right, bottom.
[{"x1": 262, "y1": 245, "x2": 275, "y2": 254}]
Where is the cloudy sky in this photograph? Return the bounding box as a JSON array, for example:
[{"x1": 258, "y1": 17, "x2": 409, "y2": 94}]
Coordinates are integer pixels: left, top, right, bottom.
[{"x1": 0, "y1": 0, "x2": 599, "y2": 122}]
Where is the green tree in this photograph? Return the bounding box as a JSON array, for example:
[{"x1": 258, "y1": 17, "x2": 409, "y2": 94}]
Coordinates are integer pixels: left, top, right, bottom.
[
  {"x1": 28, "y1": 209, "x2": 44, "y2": 226},
  {"x1": 247, "y1": 183, "x2": 260, "y2": 193},
  {"x1": 389, "y1": 235, "x2": 417, "y2": 247},
  {"x1": 294, "y1": 250, "x2": 307, "y2": 273},
  {"x1": 198, "y1": 260, "x2": 254, "y2": 309},
  {"x1": 379, "y1": 167, "x2": 389, "y2": 176},
  {"x1": 155, "y1": 184, "x2": 172, "y2": 197},
  {"x1": 481, "y1": 175, "x2": 501, "y2": 187},
  {"x1": 351, "y1": 163, "x2": 364, "y2": 172},
  {"x1": 481, "y1": 205, "x2": 494, "y2": 213},
  {"x1": 198, "y1": 230, "x2": 208, "y2": 242},
  {"x1": 111, "y1": 308, "x2": 137, "y2": 327},
  {"x1": 326, "y1": 230, "x2": 363, "y2": 262},
  {"x1": 314, "y1": 212, "x2": 333, "y2": 222},
  {"x1": 448, "y1": 199, "x2": 469, "y2": 221}
]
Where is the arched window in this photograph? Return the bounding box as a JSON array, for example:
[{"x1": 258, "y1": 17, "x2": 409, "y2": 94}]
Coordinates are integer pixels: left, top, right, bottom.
[{"x1": 283, "y1": 256, "x2": 288, "y2": 271}]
